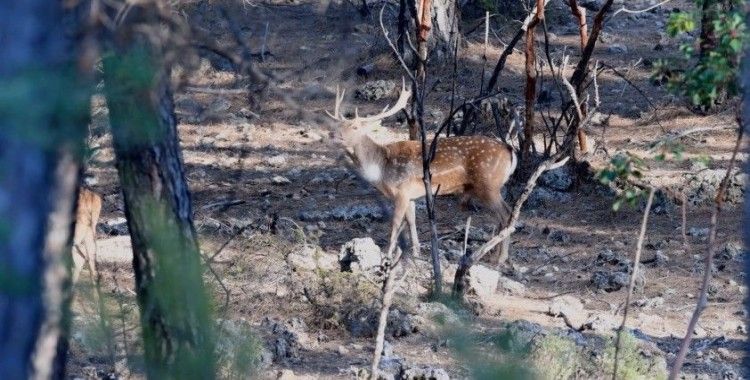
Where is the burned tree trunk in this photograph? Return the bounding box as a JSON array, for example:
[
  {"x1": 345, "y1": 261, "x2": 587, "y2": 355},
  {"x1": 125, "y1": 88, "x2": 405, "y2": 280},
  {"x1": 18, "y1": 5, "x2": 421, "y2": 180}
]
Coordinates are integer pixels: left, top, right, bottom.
[
  {"x1": 102, "y1": 3, "x2": 215, "y2": 378},
  {"x1": 0, "y1": 1, "x2": 89, "y2": 378}
]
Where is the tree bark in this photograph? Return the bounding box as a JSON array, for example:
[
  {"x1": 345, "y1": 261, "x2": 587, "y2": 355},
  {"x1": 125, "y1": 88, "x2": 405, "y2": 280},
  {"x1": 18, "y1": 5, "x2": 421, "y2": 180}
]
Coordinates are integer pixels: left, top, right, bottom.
[
  {"x1": 566, "y1": 0, "x2": 590, "y2": 153},
  {"x1": 522, "y1": 17, "x2": 539, "y2": 159},
  {"x1": 102, "y1": 3, "x2": 216, "y2": 378},
  {"x1": 0, "y1": 1, "x2": 89, "y2": 378}
]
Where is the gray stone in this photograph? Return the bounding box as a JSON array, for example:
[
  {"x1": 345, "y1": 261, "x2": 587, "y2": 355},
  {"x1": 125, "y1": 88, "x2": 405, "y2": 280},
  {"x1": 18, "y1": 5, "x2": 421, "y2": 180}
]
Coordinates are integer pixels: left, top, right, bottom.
[
  {"x1": 539, "y1": 166, "x2": 574, "y2": 191},
  {"x1": 271, "y1": 175, "x2": 291, "y2": 185},
  {"x1": 265, "y1": 154, "x2": 288, "y2": 167},
  {"x1": 339, "y1": 237, "x2": 382, "y2": 272},
  {"x1": 607, "y1": 44, "x2": 628, "y2": 54},
  {"x1": 526, "y1": 187, "x2": 572, "y2": 208},
  {"x1": 401, "y1": 365, "x2": 450, "y2": 380},
  {"x1": 548, "y1": 295, "x2": 587, "y2": 329},
  {"x1": 591, "y1": 270, "x2": 629, "y2": 292},
  {"x1": 344, "y1": 306, "x2": 417, "y2": 338},
  {"x1": 355, "y1": 80, "x2": 396, "y2": 101},
  {"x1": 716, "y1": 241, "x2": 743, "y2": 261},
  {"x1": 262, "y1": 317, "x2": 311, "y2": 363},
  {"x1": 99, "y1": 217, "x2": 129, "y2": 236},
  {"x1": 687, "y1": 227, "x2": 710, "y2": 238},
  {"x1": 547, "y1": 229, "x2": 571, "y2": 244},
  {"x1": 498, "y1": 277, "x2": 526, "y2": 296},
  {"x1": 685, "y1": 168, "x2": 746, "y2": 206}
]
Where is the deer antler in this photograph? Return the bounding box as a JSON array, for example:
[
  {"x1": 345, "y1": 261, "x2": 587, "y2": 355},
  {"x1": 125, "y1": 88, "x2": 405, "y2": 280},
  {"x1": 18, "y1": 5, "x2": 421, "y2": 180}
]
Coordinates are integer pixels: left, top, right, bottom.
[
  {"x1": 325, "y1": 85, "x2": 346, "y2": 120},
  {"x1": 325, "y1": 78, "x2": 411, "y2": 122}
]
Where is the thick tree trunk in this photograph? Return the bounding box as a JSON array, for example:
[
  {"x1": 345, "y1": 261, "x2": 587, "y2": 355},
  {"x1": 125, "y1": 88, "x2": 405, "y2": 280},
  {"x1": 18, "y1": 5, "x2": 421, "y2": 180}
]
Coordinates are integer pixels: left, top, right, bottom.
[
  {"x1": 0, "y1": 1, "x2": 88, "y2": 378},
  {"x1": 102, "y1": 3, "x2": 215, "y2": 379}
]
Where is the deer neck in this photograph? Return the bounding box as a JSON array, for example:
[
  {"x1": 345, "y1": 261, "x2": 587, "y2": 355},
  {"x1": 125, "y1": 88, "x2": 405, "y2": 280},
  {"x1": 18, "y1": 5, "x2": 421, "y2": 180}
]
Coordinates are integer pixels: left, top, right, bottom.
[{"x1": 348, "y1": 134, "x2": 386, "y2": 184}]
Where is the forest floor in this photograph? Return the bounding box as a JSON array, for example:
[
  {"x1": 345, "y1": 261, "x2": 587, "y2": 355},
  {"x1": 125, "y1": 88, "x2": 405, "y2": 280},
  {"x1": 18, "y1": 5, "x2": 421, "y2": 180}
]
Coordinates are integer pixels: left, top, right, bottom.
[{"x1": 69, "y1": 0, "x2": 746, "y2": 379}]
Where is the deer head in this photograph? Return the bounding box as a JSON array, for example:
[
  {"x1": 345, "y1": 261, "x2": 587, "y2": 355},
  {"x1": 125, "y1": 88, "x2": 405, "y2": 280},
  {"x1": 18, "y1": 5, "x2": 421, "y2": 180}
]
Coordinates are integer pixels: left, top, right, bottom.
[{"x1": 326, "y1": 79, "x2": 412, "y2": 149}]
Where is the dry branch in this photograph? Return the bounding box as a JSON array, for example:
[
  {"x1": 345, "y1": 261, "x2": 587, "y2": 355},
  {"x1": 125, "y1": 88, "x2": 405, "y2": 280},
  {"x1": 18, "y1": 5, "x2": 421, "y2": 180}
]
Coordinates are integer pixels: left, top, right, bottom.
[
  {"x1": 669, "y1": 124, "x2": 744, "y2": 379},
  {"x1": 453, "y1": 156, "x2": 570, "y2": 296},
  {"x1": 612, "y1": 187, "x2": 655, "y2": 380}
]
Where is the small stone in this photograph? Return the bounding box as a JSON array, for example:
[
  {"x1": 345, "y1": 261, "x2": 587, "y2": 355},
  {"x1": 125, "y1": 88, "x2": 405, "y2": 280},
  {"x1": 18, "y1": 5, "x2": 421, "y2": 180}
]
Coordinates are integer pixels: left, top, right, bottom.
[
  {"x1": 99, "y1": 217, "x2": 129, "y2": 236},
  {"x1": 271, "y1": 175, "x2": 291, "y2": 185},
  {"x1": 548, "y1": 295, "x2": 587, "y2": 329},
  {"x1": 401, "y1": 365, "x2": 450, "y2": 380},
  {"x1": 265, "y1": 154, "x2": 288, "y2": 167},
  {"x1": 355, "y1": 80, "x2": 396, "y2": 101},
  {"x1": 607, "y1": 44, "x2": 628, "y2": 54},
  {"x1": 338, "y1": 345, "x2": 349, "y2": 356}
]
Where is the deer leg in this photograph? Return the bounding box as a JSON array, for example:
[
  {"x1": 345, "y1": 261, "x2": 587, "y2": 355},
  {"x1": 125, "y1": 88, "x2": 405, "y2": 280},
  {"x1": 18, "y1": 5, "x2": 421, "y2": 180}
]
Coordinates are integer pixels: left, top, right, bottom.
[
  {"x1": 405, "y1": 200, "x2": 420, "y2": 257},
  {"x1": 386, "y1": 197, "x2": 409, "y2": 259},
  {"x1": 479, "y1": 191, "x2": 512, "y2": 264}
]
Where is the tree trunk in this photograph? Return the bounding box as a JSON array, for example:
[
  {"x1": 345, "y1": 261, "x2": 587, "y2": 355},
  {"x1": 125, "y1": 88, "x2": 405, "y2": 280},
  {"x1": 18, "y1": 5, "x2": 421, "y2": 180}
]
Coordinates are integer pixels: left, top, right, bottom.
[
  {"x1": 0, "y1": 1, "x2": 89, "y2": 378},
  {"x1": 742, "y1": 5, "x2": 750, "y2": 371},
  {"x1": 430, "y1": 0, "x2": 460, "y2": 62},
  {"x1": 522, "y1": 18, "x2": 539, "y2": 159},
  {"x1": 102, "y1": 3, "x2": 216, "y2": 378}
]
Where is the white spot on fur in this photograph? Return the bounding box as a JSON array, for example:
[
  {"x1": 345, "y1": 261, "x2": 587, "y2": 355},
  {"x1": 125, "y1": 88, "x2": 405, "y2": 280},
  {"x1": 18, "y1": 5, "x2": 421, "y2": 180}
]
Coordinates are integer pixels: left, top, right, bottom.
[{"x1": 361, "y1": 164, "x2": 382, "y2": 182}]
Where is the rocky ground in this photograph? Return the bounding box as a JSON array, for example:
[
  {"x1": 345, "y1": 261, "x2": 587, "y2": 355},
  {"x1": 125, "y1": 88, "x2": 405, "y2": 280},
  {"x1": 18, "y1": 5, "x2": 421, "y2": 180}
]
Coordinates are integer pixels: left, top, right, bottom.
[{"x1": 68, "y1": 0, "x2": 746, "y2": 379}]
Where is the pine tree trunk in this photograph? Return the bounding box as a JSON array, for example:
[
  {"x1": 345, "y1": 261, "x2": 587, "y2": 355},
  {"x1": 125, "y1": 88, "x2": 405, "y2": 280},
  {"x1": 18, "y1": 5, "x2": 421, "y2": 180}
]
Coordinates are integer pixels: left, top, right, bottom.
[
  {"x1": 102, "y1": 3, "x2": 216, "y2": 378},
  {"x1": 0, "y1": 1, "x2": 88, "y2": 378}
]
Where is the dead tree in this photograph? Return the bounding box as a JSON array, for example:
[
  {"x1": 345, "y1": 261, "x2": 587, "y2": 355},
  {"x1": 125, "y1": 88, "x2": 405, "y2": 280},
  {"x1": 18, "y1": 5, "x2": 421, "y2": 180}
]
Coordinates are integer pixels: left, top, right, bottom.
[
  {"x1": 0, "y1": 0, "x2": 90, "y2": 378},
  {"x1": 565, "y1": 0, "x2": 590, "y2": 153},
  {"x1": 102, "y1": 2, "x2": 215, "y2": 378}
]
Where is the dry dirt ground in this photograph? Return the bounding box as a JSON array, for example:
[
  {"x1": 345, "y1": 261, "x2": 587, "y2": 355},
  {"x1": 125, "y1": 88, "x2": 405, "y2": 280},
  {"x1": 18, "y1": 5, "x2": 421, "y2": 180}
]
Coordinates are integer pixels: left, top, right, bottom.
[{"x1": 69, "y1": 0, "x2": 746, "y2": 379}]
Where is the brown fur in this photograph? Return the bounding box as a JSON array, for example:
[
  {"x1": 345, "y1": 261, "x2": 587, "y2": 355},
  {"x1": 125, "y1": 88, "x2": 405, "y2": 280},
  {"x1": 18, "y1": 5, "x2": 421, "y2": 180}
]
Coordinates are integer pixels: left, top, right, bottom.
[
  {"x1": 72, "y1": 187, "x2": 101, "y2": 283},
  {"x1": 330, "y1": 84, "x2": 517, "y2": 258}
]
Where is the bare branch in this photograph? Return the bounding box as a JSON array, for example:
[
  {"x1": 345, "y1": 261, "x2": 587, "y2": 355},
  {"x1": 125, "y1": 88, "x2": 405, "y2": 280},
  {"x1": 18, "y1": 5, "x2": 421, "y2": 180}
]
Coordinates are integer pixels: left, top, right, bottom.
[
  {"x1": 669, "y1": 124, "x2": 744, "y2": 379},
  {"x1": 613, "y1": 187, "x2": 655, "y2": 380}
]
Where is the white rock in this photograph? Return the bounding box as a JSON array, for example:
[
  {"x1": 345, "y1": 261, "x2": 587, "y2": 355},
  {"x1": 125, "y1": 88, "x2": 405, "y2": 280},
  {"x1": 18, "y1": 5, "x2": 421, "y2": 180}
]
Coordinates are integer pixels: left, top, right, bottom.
[
  {"x1": 271, "y1": 175, "x2": 291, "y2": 185},
  {"x1": 498, "y1": 277, "x2": 526, "y2": 295},
  {"x1": 265, "y1": 154, "x2": 288, "y2": 167},
  {"x1": 468, "y1": 265, "x2": 500, "y2": 302},
  {"x1": 339, "y1": 237, "x2": 382, "y2": 272}
]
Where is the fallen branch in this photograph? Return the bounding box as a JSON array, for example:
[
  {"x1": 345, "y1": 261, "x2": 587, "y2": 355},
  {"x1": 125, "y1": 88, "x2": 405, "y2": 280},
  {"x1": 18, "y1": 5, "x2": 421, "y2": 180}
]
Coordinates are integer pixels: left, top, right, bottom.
[
  {"x1": 453, "y1": 156, "x2": 570, "y2": 296},
  {"x1": 613, "y1": 187, "x2": 655, "y2": 380},
  {"x1": 669, "y1": 123, "x2": 744, "y2": 379}
]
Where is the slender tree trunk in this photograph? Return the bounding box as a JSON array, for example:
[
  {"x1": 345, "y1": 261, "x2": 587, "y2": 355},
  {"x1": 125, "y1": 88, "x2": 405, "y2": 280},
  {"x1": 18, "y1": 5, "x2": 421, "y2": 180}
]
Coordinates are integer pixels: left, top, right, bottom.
[
  {"x1": 741, "y1": 5, "x2": 750, "y2": 371},
  {"x1": 522, "y1": 17, "x2": 539, "y2": 159},
  {"x1": 102, "y1": 3, "x2": 215, "y2": 378},
  {"x1": 0, "y1": 1, "x2": 89, "y2": 378},
  {"x1": 566, "y1": 0, "x2": 590, "y2": 153}
]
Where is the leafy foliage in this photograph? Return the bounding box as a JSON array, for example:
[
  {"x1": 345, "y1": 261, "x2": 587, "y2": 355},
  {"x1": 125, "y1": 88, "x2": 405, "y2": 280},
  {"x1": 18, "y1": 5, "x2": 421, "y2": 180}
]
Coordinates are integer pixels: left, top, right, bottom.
[
  {"x1": 654, "y1": 1, "x2": 746, "y2": 110},
  {"x1": 597, "y1": 153, "x2": 646, "y2": 211}
]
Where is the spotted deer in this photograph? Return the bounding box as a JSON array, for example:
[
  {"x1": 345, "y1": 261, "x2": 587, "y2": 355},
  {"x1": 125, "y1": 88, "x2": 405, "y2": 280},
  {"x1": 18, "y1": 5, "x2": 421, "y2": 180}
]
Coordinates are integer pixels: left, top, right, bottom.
[
  {"x1": 72, "y1": 187, "x2": 101, "y2": 283},
  {"x1": 327, "y1": 81, "x2": 517, "y2": 259}
]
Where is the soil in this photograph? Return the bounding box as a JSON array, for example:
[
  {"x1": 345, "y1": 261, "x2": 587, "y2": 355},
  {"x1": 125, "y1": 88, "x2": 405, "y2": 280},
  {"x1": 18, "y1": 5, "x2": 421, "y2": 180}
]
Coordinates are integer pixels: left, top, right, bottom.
[{"x1": 69, "y1": 0, "x2": 746, "y2": 379}]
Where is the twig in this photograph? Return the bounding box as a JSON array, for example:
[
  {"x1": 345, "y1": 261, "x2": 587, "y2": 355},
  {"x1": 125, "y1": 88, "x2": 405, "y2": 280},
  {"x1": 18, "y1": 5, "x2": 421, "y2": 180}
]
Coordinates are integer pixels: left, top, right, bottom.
[
  {"x1": 669, "y1": 124, "x2": 744, "y2": 380},
  {"x1": 184, "y1": 86, "x2": 250, "y2": 95},
  {"x1": 200, "y1": 199, "x2": 246, "y2": 211},
  {"x1": 612, "y1": 0, "x2": 672, "y2": 17},
  {"x1": 208, "y1": 224, "x2": 252, "y2": 263},
  {"x1": 379, "y1": 5, "x2": 416, "y2": 83},
  {"x1": 453, "y1": 156, "x2": 570, "y2": 296},
  {"x1": 612, "y1": 187, "x2": 655, "y2": 380},
  {"x1": 261, "y1": 21, "x2": 269, "y2": 62},
  {"x1": 462, "y1": 217, "x2": 472, "y2": 257}
]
